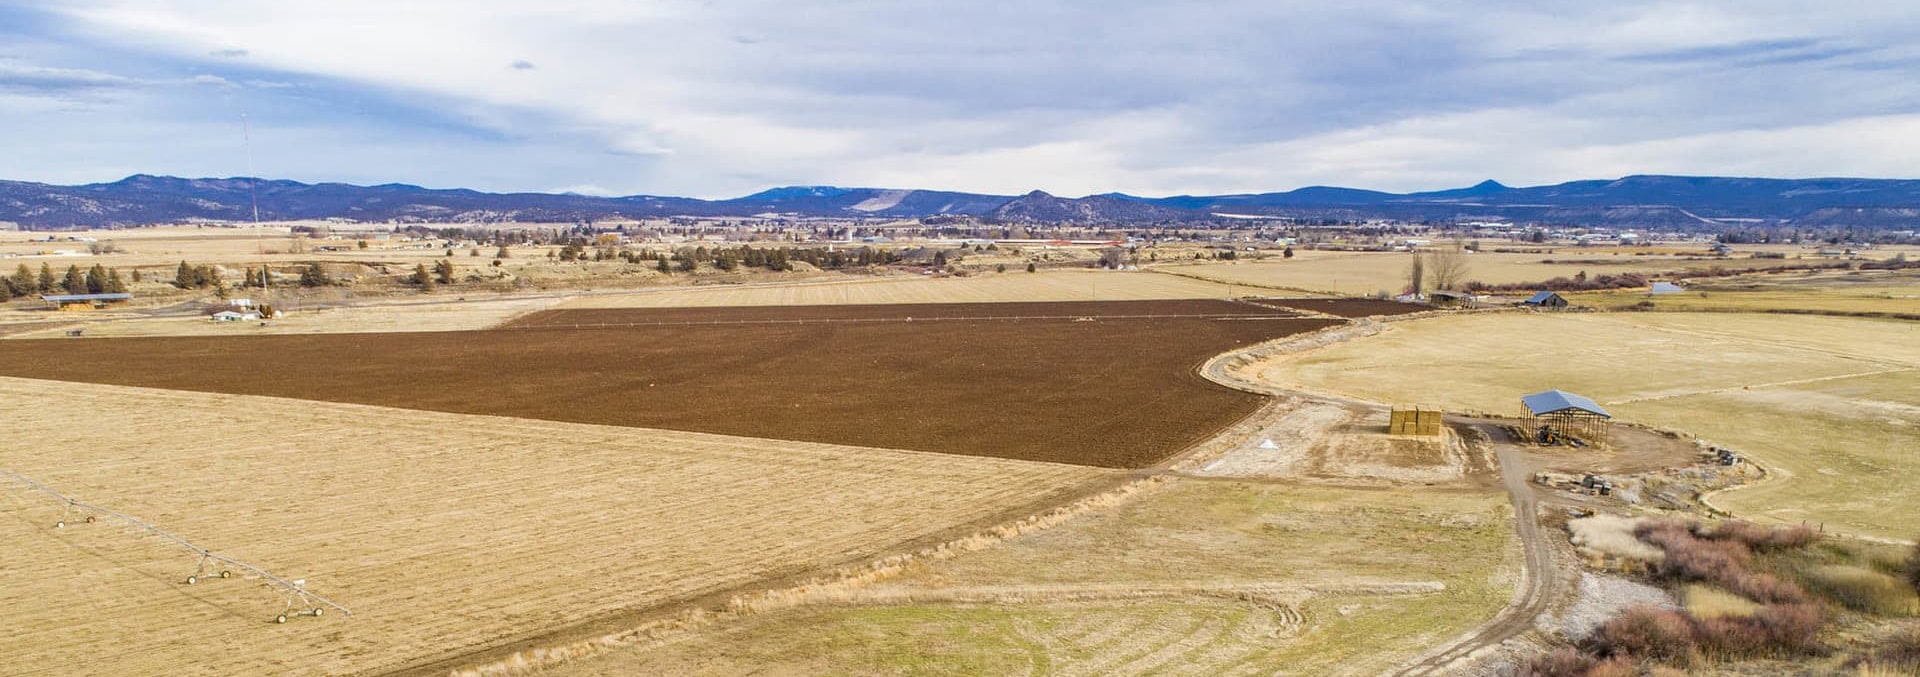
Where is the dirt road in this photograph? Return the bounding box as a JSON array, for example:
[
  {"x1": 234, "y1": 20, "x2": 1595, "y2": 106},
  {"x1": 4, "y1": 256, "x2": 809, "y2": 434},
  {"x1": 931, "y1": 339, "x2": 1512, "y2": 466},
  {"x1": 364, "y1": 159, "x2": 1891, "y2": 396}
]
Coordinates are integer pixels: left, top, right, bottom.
[
  {"x1": 1387, "y1": 424, "x2": 1564, "y2": 675},
  {"x1": 1199, "y1": 327, "x2": 1570, "y2": 675}
]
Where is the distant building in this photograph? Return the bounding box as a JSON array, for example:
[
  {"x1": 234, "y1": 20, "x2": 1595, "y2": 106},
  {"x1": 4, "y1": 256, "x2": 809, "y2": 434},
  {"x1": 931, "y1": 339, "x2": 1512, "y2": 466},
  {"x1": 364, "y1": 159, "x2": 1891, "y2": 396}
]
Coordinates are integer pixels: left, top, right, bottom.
[
  {"x1": 210, "y1": 310, "x2": 262, "y2": 322},
  {"x1": 1523, "y1": 291, "x2": 1568, "y2": 308}
]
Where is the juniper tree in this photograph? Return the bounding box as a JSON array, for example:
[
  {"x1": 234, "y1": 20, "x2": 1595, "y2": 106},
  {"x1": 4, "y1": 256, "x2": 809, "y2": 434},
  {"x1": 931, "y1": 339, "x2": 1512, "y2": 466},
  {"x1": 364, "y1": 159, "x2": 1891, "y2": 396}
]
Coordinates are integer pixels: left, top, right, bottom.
[
  {"x1": 84, "y1": 264, "x2": 108, "y2": 294},
  {"x1": 299, "y1": 263, "x2": 329, "y2": 287},
  {"x1": 62, "y1": 265, "x2": 86, "y2": 294}
]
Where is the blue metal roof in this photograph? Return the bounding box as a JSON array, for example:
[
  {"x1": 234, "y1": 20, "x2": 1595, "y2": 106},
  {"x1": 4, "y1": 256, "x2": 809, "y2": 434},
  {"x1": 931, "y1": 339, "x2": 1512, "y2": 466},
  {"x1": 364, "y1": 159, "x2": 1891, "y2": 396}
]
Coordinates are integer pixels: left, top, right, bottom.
[
  {"x1": 40, "y1": 293, "x2": 132, "y2": 302},
  {"x1": 1525, "y1": 291, "x2": 1560, "y2": 304},
  {"x1": 1522, "y1": 389, "x2": 1610, "y2": 418}
]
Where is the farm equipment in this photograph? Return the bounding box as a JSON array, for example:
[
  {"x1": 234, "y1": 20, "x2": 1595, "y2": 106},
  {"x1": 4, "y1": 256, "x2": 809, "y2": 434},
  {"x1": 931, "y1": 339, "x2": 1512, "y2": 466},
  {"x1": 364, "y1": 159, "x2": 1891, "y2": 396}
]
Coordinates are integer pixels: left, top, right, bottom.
[
  {"x1": 1580, "y1": 474, "x2": 1615, "y2": 496},
  {"x1": 185, "y1": 551, "x2": 235, "y2": 586},
  {"x1": 53, "y1": 511, "x2": 97, "y2": 529},
  {"x1": 1535, "y1": 426, "x2": 1587, "y2": 447},
  {"x1": 2, "y1": 468, "x2": 352, "y2": 625},
  {"x1": 274, "y1": 579, "x2": 328, "y2": 624}
]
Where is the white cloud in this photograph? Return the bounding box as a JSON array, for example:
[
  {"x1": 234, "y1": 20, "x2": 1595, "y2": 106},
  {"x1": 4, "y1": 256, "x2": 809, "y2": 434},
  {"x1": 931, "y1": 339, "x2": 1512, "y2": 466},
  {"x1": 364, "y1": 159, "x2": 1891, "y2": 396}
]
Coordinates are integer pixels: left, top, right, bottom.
[{"x1": 6, "y1": 1, "x2": 1920, "y2": 196}]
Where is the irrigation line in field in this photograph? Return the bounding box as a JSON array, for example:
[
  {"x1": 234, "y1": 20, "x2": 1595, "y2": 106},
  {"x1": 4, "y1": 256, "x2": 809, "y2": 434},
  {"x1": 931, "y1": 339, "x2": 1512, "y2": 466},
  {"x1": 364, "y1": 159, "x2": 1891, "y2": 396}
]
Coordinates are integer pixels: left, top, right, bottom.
[
  {"x1": 504, "y1": 312, "x2": 1312, "y2": 331},
  {"x1": 0, "y1": 468, "x2": 352, "y2": 618}
]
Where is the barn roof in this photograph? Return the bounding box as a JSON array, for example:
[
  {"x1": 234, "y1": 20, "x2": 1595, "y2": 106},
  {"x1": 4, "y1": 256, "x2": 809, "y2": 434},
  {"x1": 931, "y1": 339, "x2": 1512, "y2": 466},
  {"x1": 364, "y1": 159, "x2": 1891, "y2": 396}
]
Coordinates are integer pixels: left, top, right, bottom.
[
  {"x1": 1522, "y1": 389, "x2": 1610, "y2": 418},
  {"x1": 1525, "y1": 291, "x2": 1561, "y2": 304},
  {"x1": 40, "y1": 293, "x2": 132, "y2": 302}
]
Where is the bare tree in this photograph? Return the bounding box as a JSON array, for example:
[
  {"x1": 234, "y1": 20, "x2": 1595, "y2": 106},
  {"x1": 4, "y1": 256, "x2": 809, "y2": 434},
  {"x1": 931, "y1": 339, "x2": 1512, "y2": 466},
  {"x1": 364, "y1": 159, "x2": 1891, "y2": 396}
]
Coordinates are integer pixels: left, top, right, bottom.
[
  {"x1": 1406, "y1": 252, "x2": 1426, "y2": 296},
  {"x1": 1426, "y1": 245, "x2": 1471, "y2": 291}
]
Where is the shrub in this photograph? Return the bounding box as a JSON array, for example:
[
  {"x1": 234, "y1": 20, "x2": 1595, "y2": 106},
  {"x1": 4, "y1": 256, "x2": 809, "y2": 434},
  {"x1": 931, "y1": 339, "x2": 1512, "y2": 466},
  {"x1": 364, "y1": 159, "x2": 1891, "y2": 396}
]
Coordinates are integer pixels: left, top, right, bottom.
[
  {"x1": 1803, "y1": 565, "x2": 1916, "y2": 615},
  {"x1": 1689, "y1": 602, "x2": 1822, "y2": 659},
  {"x1": 1691, "y1": 615, "x2": 1768, "y2": 657},
  {"x1": 1908, "y1": 539, "x2": 1920, "y2": 594},
  {"x1": 1867, "y1": 626, "x2": 1920, "y2": 669},
  {"x1": 1518, "y1": 647, "x2": 1596, "y2": 676},
  {"x1": 1637, "y1": 521, "x2": 1751, "y2": 583},
  {"x1": 1752, "y1": 603, "x2": 1824, "y2": 654},
  {"x1": 1726, "y1": 571, "x2": 1808, "y2": 605},
  {"x1": 1592, "y1": 605, "x2": 1696, "y2": 664},
  {"x1": 1710, "y1": 521, "x2": 1817, "y2": 551},
  {"x1": 1584, "y1": 657, "x2": 1637, "y2": 677}
]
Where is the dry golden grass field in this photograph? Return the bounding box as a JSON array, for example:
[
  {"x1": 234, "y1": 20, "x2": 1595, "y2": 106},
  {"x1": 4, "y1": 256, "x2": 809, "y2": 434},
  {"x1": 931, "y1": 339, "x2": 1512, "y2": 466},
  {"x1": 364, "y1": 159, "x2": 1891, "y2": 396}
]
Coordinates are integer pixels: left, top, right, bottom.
[
  {"x1": 542, "y1": 481, "x2": 1517, "y2": 677},
  {"x1": 1160, "y1": 250, "x2": 1870, "y2": 296},
  {"x1": 1, "y1": 225, "x2": 482, "y2": 269},
  {"x1": 558, "y1": 270, "x2": 1242, "y2": 308},
  {"x1": 1, "y1": 294, "x2": 565, "y2": 339},
  {"x1": 0, "y1": 377, "x2": 1108, "y2": 675},
  {"x1": 1566, "y1": 269, "x2": 1920, "y2": 316},
  {"x1": 1260, "y1": 312, "x2": 1920, "y2": 540}
]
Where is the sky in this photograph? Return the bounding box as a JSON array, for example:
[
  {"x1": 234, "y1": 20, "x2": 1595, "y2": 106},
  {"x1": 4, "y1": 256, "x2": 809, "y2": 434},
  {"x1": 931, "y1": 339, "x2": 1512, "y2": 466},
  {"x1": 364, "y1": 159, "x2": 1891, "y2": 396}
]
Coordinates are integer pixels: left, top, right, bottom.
[{"x1": 2, "y1": 1, "x2": 1919, "y2": 198}]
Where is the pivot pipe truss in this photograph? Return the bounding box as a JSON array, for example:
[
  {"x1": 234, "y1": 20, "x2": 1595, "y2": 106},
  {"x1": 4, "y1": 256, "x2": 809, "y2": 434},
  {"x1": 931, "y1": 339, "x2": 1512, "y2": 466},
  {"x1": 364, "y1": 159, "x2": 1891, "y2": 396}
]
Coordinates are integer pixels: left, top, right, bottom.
[{"x1": 0, "y1": 468, "x2": 352, "y2": 618}]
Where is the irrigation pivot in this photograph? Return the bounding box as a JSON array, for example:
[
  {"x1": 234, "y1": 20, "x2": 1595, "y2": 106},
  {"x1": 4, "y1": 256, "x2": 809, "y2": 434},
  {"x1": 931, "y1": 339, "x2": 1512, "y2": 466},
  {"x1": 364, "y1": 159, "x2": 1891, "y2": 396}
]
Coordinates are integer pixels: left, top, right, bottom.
[{"x1": 0, "y1": 468, "x2": 352, "y2": 623}]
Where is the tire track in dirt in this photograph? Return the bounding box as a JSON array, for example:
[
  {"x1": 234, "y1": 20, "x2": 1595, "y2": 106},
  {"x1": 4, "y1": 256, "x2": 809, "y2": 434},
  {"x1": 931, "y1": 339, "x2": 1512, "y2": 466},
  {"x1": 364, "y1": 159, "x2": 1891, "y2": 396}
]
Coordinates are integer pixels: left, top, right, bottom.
[
  {"x1": 1195, "y1": 322, "x2": 1564, "y2": 676},
  {"x1": 1385, "y1": 425, "x2": 1561, "y2": 676}
]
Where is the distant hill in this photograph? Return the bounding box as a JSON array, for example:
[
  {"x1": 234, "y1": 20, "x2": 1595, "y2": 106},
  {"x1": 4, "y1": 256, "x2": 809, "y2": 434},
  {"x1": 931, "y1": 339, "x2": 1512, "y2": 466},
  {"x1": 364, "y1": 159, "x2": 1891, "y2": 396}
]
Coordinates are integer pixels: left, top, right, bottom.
[
  {"x1": 987, "y1": 190, "x2": 1193, "y2": 224},
  {"x1": 5, "y1": 173, "x2": 1920, "y2": 228}
]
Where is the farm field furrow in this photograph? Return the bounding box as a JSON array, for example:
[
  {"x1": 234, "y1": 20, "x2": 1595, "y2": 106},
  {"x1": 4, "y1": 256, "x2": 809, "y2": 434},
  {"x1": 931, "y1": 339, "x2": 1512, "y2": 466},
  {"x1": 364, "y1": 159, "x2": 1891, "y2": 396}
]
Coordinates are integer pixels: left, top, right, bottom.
[
  {"x1": 0, "y1": 377, "x2": 1109, "y2": 676},
  {"x1": 0, "y1": 301, "x2": 1341, "y2": 468},
  {"x1": 1258, "y1": 312, "x2": 1920, "y2": 539}
]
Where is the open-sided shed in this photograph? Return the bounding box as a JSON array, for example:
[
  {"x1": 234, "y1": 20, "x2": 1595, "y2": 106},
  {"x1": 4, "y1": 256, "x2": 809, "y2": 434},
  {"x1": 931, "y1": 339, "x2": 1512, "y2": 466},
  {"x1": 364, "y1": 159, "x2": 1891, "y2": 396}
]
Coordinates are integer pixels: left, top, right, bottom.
[
  {"x1": 40, "y1": 293, "x2": 132, "y2": 311},
  {"x1": 1522, "y1": 389, "x2": 1610, "y2": 445}
]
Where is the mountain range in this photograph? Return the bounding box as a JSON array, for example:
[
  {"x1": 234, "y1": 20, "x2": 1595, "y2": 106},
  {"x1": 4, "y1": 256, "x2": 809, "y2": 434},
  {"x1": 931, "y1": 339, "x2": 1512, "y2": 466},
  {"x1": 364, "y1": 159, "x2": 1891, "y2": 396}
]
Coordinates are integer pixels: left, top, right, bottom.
[{"x1": 5, "y1": 174, "x2": 1920, "y2": 229}]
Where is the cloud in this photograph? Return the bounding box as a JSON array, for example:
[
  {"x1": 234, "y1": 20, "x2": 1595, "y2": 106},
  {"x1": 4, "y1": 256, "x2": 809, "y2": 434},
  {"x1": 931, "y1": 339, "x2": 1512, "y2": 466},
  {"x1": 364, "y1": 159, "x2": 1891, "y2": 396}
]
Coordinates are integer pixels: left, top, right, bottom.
[
  {"x1": 0, "y1": 59, "x2": 136, "y2": 91},
  {"x1": 3, "y1": 1, "x2": 1919, "y2": 197}
]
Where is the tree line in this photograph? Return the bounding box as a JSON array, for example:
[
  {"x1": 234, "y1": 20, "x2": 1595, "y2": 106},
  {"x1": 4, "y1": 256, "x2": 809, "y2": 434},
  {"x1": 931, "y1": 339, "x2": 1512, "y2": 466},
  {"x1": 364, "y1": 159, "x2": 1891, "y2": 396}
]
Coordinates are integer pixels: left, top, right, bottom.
[
  {"x1": 548, "y1": 244, "x2": 901, "y2": 273},
  {"x1": 174, "y1": 261, "x2": 335, "y2": 291},
  {"x1": 2, "y1": 263, "x2": 128, "y2": 301}
]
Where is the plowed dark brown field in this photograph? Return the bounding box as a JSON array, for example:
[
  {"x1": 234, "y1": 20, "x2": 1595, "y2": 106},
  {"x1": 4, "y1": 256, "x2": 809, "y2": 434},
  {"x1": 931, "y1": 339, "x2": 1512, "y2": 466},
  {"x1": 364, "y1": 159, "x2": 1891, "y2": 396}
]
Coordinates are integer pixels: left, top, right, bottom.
[
  {"x1": 1250, "y1": 298, "x2": 1428, "y2": 318},
  {"x1": 0, "y1": 300, "x2": 1338, "y2": 468},
  {"x1": 504, "y1": 299, "x2": 1295, "y2": 328}
]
